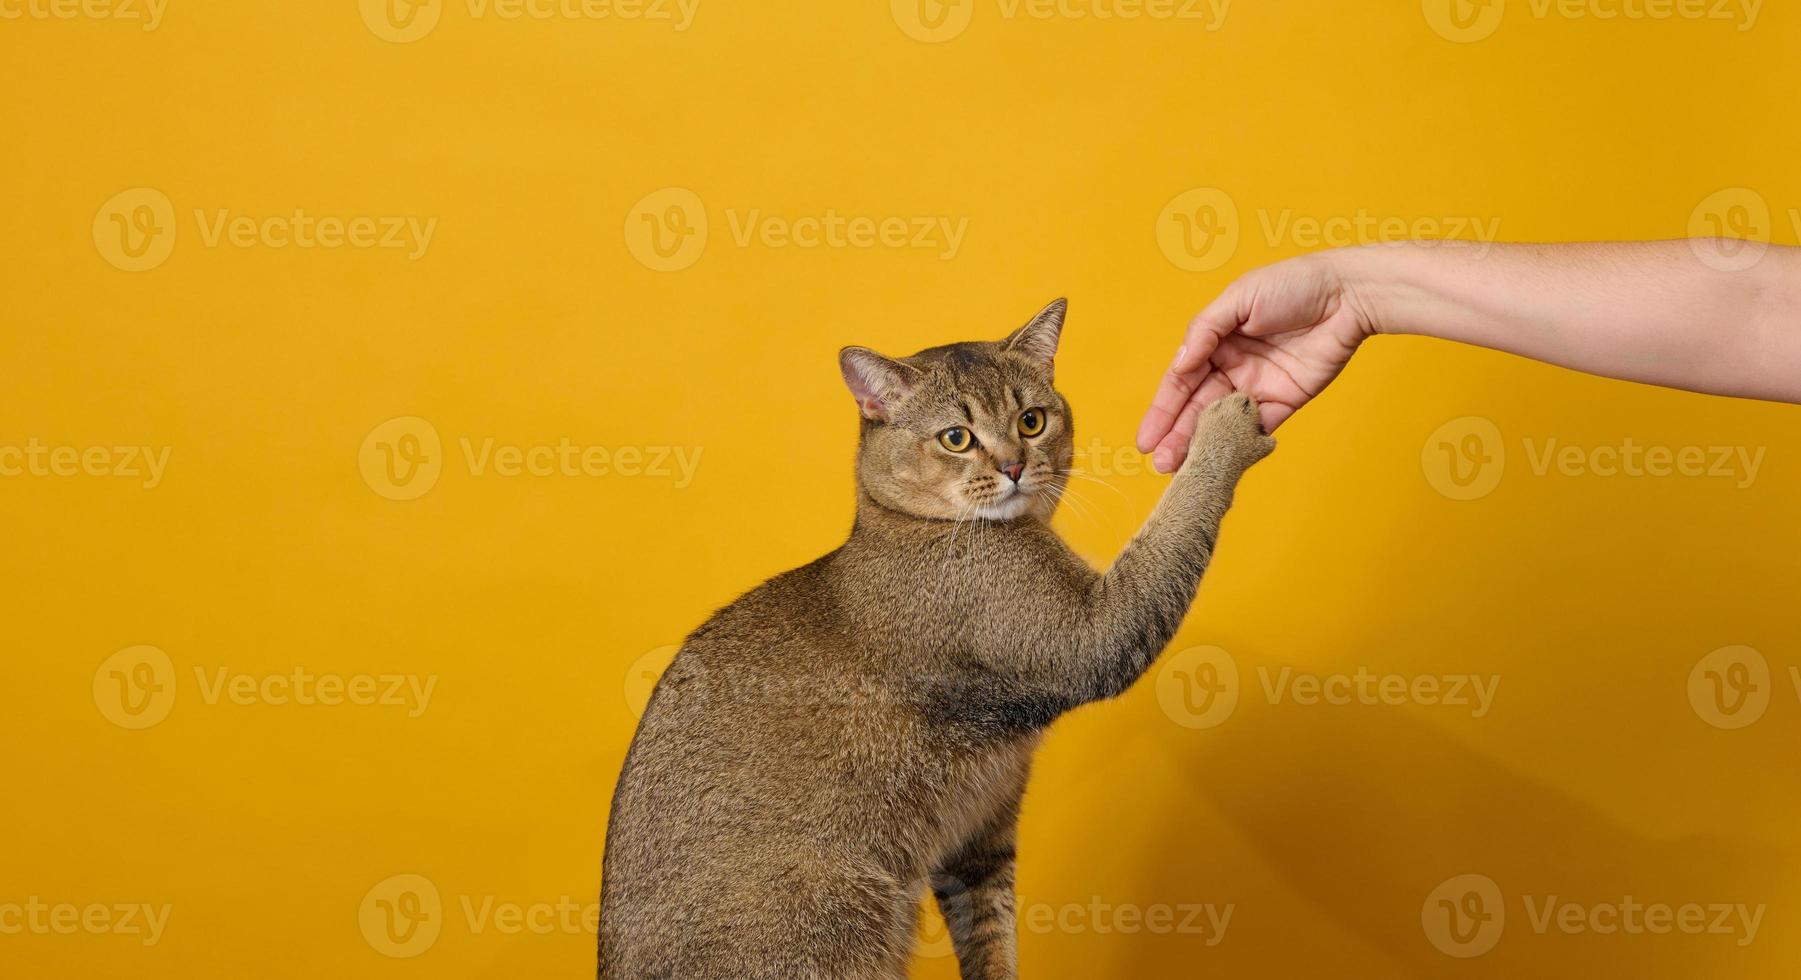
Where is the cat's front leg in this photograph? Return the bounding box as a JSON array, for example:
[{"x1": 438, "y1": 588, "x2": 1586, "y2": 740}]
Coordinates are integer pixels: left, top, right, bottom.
[
  {"x1": 1063, "y1": 393, "x2": 1274, "y2": 704},
  {"x1": 930, "y1": 816, "x2": 1020, "y2": 980},
  {"x1": 1156, "y1": 391, "x2": 1277, "y2": 561}
]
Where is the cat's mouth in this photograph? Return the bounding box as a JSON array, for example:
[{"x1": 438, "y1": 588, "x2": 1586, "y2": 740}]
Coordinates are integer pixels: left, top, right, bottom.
[{"x1": 969, "y1": 481, "x2": 1035, "y2": 521}]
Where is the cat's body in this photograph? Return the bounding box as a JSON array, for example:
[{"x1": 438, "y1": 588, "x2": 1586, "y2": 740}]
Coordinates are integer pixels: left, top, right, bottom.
[{"x1": 599, "y1": 301, "x2": 1273, "y2": 980}]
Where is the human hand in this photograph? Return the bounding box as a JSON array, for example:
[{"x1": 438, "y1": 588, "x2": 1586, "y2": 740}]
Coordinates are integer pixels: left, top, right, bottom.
[{"x1": 1136, "y1": 251, "x2": 1374, "y2": 472}]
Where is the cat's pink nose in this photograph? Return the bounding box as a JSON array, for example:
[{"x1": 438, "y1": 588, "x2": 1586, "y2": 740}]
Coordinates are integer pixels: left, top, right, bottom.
[{"x1": 1000, "y1": 461, "x2": 1025, "y2": 483}]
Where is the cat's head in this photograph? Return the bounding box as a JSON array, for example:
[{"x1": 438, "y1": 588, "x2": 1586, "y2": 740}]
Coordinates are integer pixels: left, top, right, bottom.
[{"x1": 839, "y1": 299, "x2": 1074, "y2": 523}]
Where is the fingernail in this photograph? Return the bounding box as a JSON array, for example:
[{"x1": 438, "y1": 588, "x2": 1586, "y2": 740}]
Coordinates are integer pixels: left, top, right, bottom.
[
  {"x1": 1172, "y1": 345, "x2": 1188, "y2": 369},
  {"x1": 1153, "y1": 450, "x2": 1172, "y2": 472}
]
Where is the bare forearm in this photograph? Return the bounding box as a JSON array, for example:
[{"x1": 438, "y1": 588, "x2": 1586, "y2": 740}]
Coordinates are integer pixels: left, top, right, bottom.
[{"x1": 1334, "y1": 241, "x2": 1801, "y2": 403}]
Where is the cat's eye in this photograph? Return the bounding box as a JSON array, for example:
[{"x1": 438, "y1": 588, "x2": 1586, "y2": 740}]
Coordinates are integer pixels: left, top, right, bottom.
[
  {"x1": 938, "y1": 427, "x2": 974, "y2": 453},
  {"x1": 1018, "y1": 408, "x2": 1047, "y2": 437}
]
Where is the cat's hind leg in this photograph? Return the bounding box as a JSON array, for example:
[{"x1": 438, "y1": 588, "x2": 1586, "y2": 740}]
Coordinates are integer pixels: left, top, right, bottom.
[{"x1": 931, "y1": 818, "x2": 1020, "y2": 980}]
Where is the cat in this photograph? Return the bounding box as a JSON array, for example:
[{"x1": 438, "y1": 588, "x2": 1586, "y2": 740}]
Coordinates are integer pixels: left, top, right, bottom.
[{"x1": 598, "y1": 298, "x2": 1274, "y2": 980}]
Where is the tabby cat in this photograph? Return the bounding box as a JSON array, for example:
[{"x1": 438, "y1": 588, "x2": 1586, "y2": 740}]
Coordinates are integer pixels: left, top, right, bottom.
[{"x1": 599, "y1": 299, "x2": 1274, "y2": 979}]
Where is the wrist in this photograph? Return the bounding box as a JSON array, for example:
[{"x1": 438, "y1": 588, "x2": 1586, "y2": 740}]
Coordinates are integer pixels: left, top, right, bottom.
[
  {"x1": 1325, "y1": 241, "x2": 1480, "y2": 340},
  {"x1": 1320, "y1": 243, "x2": 1409, "y2": 339}
]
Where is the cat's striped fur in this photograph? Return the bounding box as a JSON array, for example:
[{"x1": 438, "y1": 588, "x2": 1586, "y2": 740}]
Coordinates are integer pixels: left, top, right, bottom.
[{"x1": 598, "y1": 300, "x2": 1273, "y2": 979}]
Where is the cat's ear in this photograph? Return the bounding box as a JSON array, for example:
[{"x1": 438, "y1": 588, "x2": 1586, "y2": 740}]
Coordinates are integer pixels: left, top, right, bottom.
[
  {"x1": 839, "y1": 347, "x2": 918, "y2": 422},
  {"x1": 1004, "y1": 298, "x2": 1066, "y2": 371}
]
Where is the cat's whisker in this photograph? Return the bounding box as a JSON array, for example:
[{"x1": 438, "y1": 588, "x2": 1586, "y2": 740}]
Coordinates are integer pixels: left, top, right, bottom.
[
  {"x1": 1060, "y1": 481, "x2": 1119, "y2": 520},
  {"x1": 1066, "y1": 481, "x2": 1110, "y2": 522},
  {"x1": 929, "y1": 500, "x2": 978, "y2": 595},
  {"x1": 1058, "y1": 468, "x2": 1128, "y2": 498},
  {"x1": 1042, "y1": 482, "x2": 1098, "y2": 526},
  {"x1": 1043, "y1": 486, "x2": 1085, "y2": 525}
]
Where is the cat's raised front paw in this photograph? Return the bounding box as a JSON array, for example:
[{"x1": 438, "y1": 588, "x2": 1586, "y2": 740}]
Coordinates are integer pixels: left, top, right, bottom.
[{"x1": 1189, "y1": 394, "x2": 1276, "y2": 470}]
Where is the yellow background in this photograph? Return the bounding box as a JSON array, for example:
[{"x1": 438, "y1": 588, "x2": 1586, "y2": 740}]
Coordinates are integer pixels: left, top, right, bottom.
[{"x1": 4, "y1": 0, "x2": 1799, "y2": 976}]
